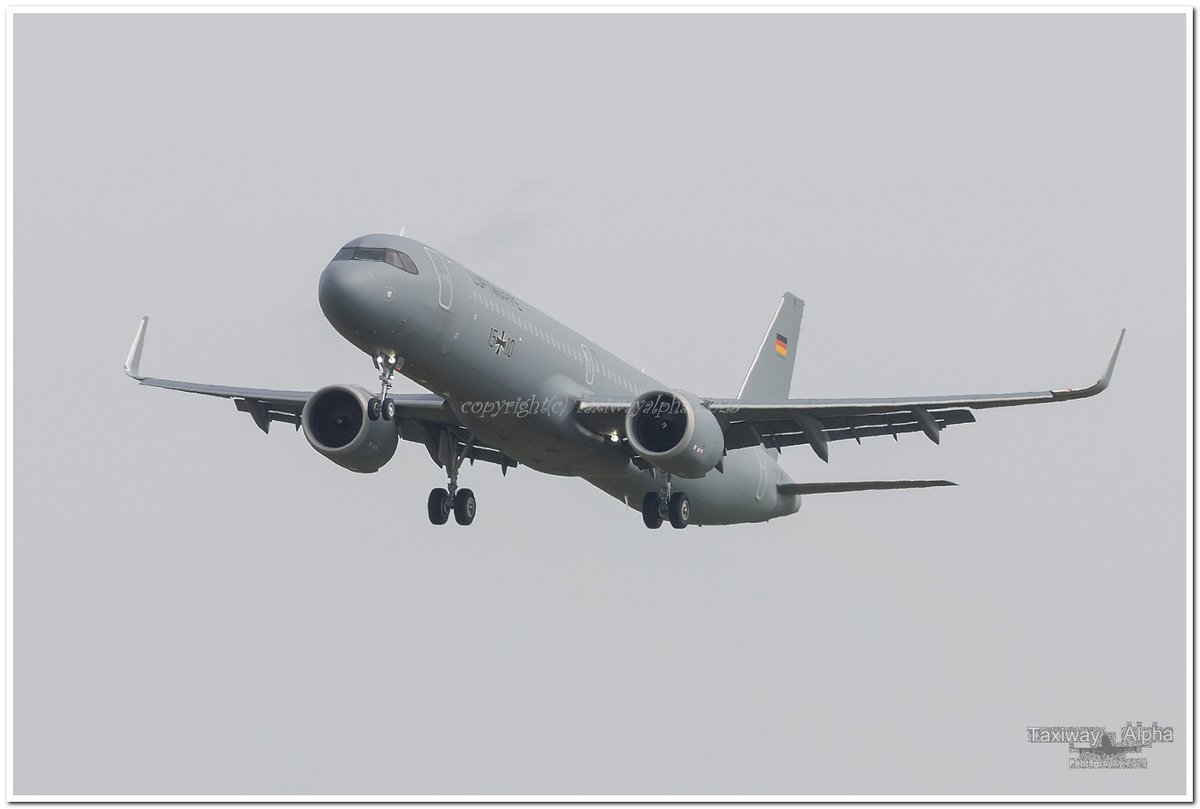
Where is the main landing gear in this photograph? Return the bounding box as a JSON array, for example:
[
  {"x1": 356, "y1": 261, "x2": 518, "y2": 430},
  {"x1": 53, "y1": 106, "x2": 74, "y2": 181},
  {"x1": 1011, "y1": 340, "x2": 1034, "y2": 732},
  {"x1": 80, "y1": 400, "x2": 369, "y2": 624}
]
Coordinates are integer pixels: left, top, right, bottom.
[
  {"x1": 367, "y1": 354, "x2": 398, "y2": 422},
  {"x1": 642, "y1": 473, "x2": 690, "y2": 529},
  {"x1": 358, "y1": 355, "x2": 478, "y2": 527},
  {"x1": 427, "y1": 487, "x2": 475, "y2": 526},
  {"x1": 427, "y1": 428, "x2": 477, "y2": 526}
]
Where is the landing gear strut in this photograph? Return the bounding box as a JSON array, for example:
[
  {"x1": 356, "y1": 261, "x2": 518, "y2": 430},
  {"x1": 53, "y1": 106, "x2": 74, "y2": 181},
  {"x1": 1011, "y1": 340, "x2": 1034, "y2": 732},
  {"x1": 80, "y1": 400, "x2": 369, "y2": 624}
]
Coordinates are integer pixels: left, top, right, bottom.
[
  {"x1": 428, "y1": 428, "x2": 477, "y2": 526},
  {"x1": 368, "y1": 354, "x2": 398, "y2": 422},
  {"x1": 641, "y1": 472, "x2": 690, "y2": 529}
]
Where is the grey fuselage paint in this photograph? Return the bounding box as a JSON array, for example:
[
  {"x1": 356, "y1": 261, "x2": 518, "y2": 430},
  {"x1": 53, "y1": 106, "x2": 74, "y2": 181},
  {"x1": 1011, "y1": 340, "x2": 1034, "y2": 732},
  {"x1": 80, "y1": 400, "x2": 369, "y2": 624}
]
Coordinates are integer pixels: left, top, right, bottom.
[{"x1": 318, "y1": 234, "x2": 800, "y2": 526}]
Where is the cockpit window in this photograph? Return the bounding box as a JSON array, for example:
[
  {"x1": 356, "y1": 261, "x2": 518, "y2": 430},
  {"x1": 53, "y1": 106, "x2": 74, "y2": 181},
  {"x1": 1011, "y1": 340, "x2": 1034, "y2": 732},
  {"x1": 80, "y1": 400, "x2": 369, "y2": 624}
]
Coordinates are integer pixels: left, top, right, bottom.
[{"x1": 333, "y1": 246, "x2": 419, "y2": 274}]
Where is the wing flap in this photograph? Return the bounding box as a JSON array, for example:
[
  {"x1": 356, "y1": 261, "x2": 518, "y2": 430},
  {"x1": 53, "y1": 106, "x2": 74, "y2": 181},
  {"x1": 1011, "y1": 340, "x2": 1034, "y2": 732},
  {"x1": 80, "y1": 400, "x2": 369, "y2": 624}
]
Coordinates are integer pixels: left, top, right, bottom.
[{"x1": 724, "y1": 409, "x2": 976, "y2": 451}]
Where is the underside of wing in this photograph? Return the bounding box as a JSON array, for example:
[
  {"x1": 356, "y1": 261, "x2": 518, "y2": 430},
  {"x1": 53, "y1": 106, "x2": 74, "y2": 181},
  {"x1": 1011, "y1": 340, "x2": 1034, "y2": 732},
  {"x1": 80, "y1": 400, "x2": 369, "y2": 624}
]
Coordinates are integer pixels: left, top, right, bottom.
[
  {"x1": 721, "y1": 408, "x2": 977, "y2": 454},
  {"x1": 125, "y1": 316, "x2": 517, "y2": 472},
  {"x1": 137, "y1": 376, "x2": 312, "y2": 431},
  {"x1": 137, "y1": 376, "x2": 454, "y2": 433}
]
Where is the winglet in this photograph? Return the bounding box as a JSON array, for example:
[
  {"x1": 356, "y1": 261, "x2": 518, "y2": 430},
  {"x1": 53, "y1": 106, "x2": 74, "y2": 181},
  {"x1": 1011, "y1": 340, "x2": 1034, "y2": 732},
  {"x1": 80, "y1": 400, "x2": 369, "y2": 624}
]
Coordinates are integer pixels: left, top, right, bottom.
[
  {"x1": 1097, "y1": 328, "x2": 1126, "y2": 390},
  {"x1": 124, "y1": 316, "x2": 149, "y2": 380},
  {"x1": 1052, "y1": 329, "x2": 1125, "y2": 401}
]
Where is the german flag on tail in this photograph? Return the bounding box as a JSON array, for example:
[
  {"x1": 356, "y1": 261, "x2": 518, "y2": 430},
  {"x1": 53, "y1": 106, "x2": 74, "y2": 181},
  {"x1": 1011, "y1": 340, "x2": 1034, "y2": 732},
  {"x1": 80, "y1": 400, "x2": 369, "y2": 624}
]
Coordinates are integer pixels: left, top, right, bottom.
[{"x1": 739, "y1": 293, "x2": 803, "y2": 401}]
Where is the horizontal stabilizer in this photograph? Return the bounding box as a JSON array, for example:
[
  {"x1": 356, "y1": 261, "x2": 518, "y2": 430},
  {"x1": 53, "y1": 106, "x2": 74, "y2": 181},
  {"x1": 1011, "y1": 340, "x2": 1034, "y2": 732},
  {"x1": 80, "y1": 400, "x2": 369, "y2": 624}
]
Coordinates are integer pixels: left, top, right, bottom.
[{"x1": 777, "y1": 480, "x2": 956, "y2": 495}]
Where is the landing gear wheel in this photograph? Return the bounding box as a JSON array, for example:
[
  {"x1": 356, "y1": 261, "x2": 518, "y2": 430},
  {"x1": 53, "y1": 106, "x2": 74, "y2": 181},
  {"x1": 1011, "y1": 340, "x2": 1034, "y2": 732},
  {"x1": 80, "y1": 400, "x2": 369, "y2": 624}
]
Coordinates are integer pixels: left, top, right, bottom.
[
  {"x1": 368, "y1": 397, "x2": 381, "y2": 421},
  {"x1": 453, "y1": 488, "x2": 476, "y2": 525},
  {"x1": 642, "y1": 492, "x2": 663, "y2": 529},
  {"x1": 427, "y1": 488, "x2": 451, "y2": 525},
  {"x1": 668, "y1": 492, "x2": 690, "y2": 529},
  {"x1": 382, "y1": 398, "x2": 396, "y2": 421}
]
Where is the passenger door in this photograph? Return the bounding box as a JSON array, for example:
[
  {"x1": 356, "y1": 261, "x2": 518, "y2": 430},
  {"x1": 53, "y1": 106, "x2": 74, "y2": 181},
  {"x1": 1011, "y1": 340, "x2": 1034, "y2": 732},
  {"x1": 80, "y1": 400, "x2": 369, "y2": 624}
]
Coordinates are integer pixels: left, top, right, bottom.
[
  {"x1": 581, "y1": 345, "x2": 595, "y2": 386},
  {"x1": 423, "y1": 247, "x2": 453, "y2": 310}
]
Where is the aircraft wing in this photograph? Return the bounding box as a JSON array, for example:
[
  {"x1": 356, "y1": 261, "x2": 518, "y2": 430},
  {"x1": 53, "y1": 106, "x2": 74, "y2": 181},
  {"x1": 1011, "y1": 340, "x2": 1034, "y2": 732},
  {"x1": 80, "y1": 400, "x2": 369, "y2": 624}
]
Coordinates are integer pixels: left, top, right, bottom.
[
  {"x1": 135, "y1": 376, "x2": 453, "y2": 433},
  {"x1": 124, "y1": 317, "x2": 512, "y2": 469},
  {"x1": 577, "y1": 330, "x2": 1123, "y2": 461}
]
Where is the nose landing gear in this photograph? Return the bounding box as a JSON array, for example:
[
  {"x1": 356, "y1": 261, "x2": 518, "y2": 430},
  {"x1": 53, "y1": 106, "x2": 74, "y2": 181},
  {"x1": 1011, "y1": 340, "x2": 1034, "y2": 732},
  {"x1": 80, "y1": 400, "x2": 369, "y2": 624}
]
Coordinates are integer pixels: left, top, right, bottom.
[
  {"x1": 368, "y1": 354, "x2": 399, "y2": 422},
  {"x1": 641, "y1": 473, "x2": 690, "y2": 529}
]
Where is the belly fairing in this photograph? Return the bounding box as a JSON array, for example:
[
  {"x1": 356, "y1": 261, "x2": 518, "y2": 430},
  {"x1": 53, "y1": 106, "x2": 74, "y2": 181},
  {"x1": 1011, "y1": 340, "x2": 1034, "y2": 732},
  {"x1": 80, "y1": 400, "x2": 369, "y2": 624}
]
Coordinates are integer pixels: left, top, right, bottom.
[{"x1": 451, "y1": 373, "x2": 634, "y2": 477}]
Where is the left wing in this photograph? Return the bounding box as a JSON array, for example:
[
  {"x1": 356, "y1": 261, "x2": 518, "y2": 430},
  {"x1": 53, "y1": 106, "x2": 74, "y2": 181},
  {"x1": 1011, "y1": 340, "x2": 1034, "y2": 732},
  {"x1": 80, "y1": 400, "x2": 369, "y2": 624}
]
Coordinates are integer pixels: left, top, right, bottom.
[{"x1": 577, "y1": 330, "x2": 1124, "y2": 462}]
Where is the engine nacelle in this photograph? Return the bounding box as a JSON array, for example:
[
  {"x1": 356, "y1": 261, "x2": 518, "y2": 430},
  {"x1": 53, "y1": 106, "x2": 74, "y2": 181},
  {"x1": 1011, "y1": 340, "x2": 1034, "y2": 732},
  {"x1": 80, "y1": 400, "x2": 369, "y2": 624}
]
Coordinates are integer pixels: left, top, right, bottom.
[
  {"x1": 625, "y1": 389, "x2": 725, "y2": 478},
  {"x1": 301, "y1": 385, "x2": 398, "y2": 473}
]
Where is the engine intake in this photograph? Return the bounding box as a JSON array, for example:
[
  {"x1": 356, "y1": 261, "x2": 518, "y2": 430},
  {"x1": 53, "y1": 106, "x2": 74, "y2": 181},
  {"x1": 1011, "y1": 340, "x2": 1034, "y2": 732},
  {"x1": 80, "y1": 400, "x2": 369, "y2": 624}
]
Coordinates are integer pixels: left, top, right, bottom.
[
  {"x1": 301, "y1": 385, "x2": 398, "y2": 473},
  {"x1": 625, "y1": 389, "x2": 724, "y2": 478}
]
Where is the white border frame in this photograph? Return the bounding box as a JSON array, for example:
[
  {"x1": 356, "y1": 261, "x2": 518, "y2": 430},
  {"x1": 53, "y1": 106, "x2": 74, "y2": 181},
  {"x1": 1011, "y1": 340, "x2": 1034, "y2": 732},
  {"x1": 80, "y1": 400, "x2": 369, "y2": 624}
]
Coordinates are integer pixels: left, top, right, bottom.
[{"x1": 5, "y1": 5, "x2": 1193, "y2": 803}]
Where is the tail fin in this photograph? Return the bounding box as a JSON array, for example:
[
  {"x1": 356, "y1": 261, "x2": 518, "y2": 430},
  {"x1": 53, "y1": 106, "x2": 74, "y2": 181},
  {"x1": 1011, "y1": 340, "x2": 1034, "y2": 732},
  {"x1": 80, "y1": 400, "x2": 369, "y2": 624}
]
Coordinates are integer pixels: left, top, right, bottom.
[{"x1": 737, "y1": 293, "x2": 804, "y2": 401}]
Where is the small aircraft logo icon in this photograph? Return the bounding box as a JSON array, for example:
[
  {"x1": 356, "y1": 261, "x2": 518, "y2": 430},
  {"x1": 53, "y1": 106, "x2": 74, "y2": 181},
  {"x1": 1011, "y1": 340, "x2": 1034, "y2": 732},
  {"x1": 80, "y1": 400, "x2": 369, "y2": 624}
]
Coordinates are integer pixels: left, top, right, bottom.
[{"x1": 1070, "y1": 732, "x2": 1143, "y2": 757}]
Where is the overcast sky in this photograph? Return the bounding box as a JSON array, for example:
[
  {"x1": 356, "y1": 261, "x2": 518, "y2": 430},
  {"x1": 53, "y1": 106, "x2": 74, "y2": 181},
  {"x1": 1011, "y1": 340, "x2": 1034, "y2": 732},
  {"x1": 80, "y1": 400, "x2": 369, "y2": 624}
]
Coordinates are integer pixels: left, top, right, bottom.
[{"x1": 14, "y1": 11, "x2": 1188, "y2": 797}]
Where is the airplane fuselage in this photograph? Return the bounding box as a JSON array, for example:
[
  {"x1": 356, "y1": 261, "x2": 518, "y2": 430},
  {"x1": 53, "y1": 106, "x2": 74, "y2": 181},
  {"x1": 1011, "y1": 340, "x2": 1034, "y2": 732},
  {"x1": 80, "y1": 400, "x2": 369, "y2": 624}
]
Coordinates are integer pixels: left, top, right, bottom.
[{"x1": 318, "y1": 233, "x2": 800, "y2": 526}]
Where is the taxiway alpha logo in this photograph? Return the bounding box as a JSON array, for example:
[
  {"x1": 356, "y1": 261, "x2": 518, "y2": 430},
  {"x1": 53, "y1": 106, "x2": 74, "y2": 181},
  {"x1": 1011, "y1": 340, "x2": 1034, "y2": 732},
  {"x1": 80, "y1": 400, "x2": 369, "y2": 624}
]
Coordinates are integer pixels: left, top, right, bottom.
[{"x1": 1027, "y1": 723, "x2": 1175, "y2": 769}]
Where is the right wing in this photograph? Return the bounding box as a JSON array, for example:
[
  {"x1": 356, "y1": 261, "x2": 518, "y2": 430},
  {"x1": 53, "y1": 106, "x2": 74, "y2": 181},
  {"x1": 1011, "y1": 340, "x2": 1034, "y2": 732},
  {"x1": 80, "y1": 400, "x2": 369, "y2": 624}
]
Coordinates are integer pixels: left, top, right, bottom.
[
  {"x1": 124, "y1": 317, "x2": 516, "y2": 470},
  {"x1": 125, "y1": 316, "x2": 453, "y2": 432}
]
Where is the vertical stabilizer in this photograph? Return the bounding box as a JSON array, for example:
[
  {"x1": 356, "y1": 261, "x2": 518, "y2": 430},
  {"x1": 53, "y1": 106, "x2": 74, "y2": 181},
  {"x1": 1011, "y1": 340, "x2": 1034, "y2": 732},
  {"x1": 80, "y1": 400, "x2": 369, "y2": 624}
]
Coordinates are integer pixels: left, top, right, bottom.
[{"x1": 737, "y1": 293, "x2": 803, "y2": 401}]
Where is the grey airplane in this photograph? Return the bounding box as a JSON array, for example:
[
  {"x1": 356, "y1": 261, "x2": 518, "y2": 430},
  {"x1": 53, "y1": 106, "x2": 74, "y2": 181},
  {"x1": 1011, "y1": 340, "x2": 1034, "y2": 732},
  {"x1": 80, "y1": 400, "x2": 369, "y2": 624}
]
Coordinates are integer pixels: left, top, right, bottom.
[{"x1": 124, "y1": 233, "x2": 1124, "y2": 529}]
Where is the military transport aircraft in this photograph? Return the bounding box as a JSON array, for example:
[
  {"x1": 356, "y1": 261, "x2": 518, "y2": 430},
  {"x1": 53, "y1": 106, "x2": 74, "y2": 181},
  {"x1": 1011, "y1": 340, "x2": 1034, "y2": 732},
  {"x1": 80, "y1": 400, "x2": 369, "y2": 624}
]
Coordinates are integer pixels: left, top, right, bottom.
[{"x1": 125, "y1": 234, "x2": 1124, "y2": 529}]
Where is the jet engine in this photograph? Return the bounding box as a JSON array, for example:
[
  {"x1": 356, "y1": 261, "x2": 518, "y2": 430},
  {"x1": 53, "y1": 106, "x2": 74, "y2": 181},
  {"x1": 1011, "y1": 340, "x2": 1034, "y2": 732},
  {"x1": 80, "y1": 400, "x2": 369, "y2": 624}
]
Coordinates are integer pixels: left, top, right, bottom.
[
  {"x1": 301, "y1": 385, "x2": 398, "y2": 473},
  {"x1": 625, "y1": 389, "x2": 724, "y2": 478}
]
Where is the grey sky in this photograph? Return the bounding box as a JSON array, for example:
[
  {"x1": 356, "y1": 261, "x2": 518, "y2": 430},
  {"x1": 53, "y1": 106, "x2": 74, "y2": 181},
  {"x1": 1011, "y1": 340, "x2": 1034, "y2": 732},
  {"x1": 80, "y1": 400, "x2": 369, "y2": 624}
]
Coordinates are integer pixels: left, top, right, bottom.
[{"x1": 14, "y1": 12, "x2": 1188, "y2": 796}]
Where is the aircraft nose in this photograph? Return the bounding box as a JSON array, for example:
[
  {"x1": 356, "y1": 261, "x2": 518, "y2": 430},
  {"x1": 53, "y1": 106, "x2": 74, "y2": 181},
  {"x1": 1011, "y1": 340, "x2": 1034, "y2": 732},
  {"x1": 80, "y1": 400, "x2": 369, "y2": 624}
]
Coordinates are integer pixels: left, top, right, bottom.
[{"x1": 318, "y1": 260, "x2": 375, "y2": 328}]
